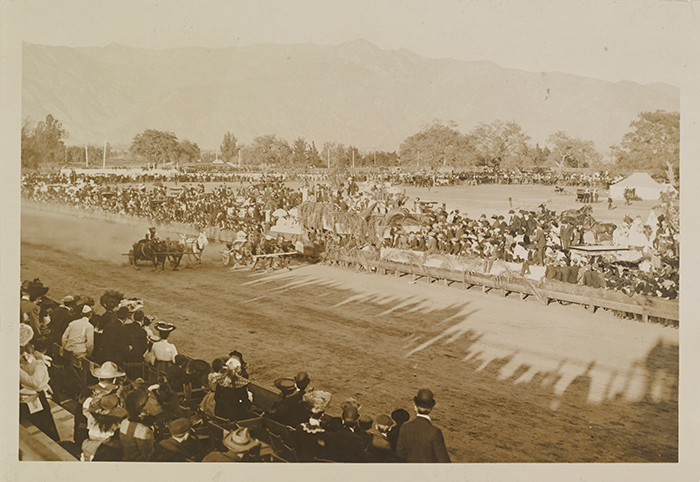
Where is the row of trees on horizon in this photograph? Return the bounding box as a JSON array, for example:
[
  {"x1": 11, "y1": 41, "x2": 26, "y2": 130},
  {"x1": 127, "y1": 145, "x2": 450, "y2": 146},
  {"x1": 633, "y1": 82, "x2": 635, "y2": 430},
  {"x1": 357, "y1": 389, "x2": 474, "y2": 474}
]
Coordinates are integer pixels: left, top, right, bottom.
[{"x1": 21, "y1": 111, "x2": 679, "y2": 178}]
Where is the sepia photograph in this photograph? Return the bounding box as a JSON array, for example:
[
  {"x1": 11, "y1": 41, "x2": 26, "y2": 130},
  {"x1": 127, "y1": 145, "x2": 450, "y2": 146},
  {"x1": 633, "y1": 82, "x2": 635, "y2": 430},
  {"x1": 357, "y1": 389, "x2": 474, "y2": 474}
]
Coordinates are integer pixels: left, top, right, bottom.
[{"x1": 2, "y1": 0, "x2": 699, "y2": 480}]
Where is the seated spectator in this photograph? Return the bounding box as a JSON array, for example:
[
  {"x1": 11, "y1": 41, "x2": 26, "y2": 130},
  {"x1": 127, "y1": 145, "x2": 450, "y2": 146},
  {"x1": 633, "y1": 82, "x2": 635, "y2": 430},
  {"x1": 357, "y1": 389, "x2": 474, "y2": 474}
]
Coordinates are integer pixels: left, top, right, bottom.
[
  {"x1": 294, "y1": 390, "x2": 332, "y2": 462},
  {"x1": 228, "y1": 350, "x2": 249, "y2": 378},
  {"x1": 213, "y1": 358, "x2": 253, "y2": 421},
  {"x1": 267, "y1": 377, "x2": 297, "y2": 425},
  {"x1": 153, "y1": 418, "x2": 205, "y2": 462},
  {"x1": 202, "y1": 427, "x2": 261, "y2": 462},
  {"x1": 89, "y1": 361, "x2": 126, "y2": 399},
  {"x1": 186, "y1": 359, "x2": 211, "y2": 389},
  {"x1": 166, "y1": 355, "x2": 189, "y2": 393},
  {"x1": 62, "y1": 304, "x2": 95, "y2": 358},
  {"x1": 120, "y1": 389, "x2": 155, "y2": 461},
  {"x1": 81, "y1": 394, "x2": 127, "y2": 461}
]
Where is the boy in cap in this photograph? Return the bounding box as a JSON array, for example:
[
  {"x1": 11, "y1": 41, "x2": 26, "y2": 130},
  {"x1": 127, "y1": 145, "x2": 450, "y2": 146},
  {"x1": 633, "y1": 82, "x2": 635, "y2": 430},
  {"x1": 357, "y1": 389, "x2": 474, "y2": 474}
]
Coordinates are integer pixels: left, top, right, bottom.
[
  {"x1": 396, "y1": 389, "x2": 451, "y2": 463},
  {"x1": 367, "y1": 414, "x2": 398, "y2": 462}
]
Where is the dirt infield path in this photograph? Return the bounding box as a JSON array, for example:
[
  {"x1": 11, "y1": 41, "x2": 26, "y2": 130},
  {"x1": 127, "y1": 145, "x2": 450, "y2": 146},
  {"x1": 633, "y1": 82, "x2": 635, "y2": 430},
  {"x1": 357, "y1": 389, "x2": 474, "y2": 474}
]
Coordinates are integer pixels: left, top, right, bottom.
[{"x1": 21, "y1": 205, "x2": 678, "y2": 462}]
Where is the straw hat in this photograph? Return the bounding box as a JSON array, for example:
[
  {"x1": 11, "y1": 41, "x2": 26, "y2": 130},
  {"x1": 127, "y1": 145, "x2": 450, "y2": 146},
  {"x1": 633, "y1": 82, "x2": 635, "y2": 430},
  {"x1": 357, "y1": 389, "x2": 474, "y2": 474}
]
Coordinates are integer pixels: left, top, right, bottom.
[
  {"x1": 222, "y1": 427, "x2": 260, "y2": 452},
  {"x1": 91, "y1": 361, "x2": 126, "y2": 379}
]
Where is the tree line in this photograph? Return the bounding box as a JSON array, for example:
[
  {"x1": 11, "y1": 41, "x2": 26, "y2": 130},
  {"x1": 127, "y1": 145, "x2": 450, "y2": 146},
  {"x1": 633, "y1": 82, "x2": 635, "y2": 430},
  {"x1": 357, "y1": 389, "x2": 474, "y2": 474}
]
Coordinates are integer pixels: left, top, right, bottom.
[{"x1": 21, "y1": 110, "x2": 679, "y2": 177}]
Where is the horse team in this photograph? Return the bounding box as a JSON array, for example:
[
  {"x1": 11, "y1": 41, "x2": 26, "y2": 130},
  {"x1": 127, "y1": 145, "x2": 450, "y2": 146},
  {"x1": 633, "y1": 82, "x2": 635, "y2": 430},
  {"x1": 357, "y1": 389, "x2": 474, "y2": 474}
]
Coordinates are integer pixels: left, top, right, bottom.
[{"x1": 130, "y1": 232, "x2": 208, "y2": 271}]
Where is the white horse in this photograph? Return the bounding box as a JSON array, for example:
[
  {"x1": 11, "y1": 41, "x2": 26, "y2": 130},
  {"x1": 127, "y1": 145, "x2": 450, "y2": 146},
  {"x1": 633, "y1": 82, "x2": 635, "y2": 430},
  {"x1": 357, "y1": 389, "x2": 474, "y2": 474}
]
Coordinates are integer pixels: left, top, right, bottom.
[{"x1": 179, "y1": 231, "x2": 209, "y2": 263}]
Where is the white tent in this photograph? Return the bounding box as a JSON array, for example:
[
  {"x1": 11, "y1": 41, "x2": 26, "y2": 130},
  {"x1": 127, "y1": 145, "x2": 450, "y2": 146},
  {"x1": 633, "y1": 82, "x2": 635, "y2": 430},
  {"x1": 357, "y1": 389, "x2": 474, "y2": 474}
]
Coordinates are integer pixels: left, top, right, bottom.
[{"x1": 608, "y1": 172, "x2": 665, "y2": 201}]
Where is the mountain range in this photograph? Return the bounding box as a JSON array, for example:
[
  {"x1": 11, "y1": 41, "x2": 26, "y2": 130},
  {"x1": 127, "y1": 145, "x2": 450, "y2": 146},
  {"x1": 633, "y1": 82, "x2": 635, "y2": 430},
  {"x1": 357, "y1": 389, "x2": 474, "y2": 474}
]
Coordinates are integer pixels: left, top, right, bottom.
[{"x1": 22, "y1": 40, "x2": 679, "y2": 155}]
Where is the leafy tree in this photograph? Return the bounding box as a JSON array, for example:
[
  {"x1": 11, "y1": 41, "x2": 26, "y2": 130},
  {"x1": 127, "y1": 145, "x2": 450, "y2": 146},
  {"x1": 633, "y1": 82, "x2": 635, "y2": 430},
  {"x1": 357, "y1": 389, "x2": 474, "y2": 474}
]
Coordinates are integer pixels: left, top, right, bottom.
[
  {"x1": 220, "y1": 132, "x2": 239, "y2": 163},
  {"x1": 547, "y1": 131, "x2": 602, "y2": 171},
  {"x1": 468, "y1": 120, "x2": 531, "y2": 170},
  {"x1": 307, "y1": 142, "x2": 323, "y2": 168},
  {"x1": 179, "y1": 139, "x2": 201, "y2": 164},
  {"x1": 248, "y1": 135, "x2": 292, "y2": 166},
  {"x1": 531, "y1": 143, "x2": 551, "y2": 167},
  {"x1": 130, "y1": 129, "x2": 181, "y2": 167},
  {"x1": 610, "y1": 110, "x2": 679, "y2": 174},
  {"x1": 399, "y1": 120, "x2": 473, "y2": 170},
  {"x1": 292, "y1": 137, "x2": 308, "y2": 166},
  {"x1": 21, "y1": 115, "x2": 67, "y2": 168}
]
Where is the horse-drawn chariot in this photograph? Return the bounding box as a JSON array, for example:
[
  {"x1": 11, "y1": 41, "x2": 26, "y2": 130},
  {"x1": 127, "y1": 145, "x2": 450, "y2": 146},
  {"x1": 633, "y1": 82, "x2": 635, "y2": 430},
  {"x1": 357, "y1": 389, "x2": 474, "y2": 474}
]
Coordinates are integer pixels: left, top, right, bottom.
[{"x1": 127, "y1": 232, "x2": 208, "y2": 271}]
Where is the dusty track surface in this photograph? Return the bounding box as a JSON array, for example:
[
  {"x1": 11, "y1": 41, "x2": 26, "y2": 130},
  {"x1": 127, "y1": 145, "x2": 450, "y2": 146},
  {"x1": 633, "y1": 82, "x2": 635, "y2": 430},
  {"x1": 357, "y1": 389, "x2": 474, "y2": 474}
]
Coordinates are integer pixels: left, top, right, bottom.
[{"x1": 21, "y1": 203, "x2": 678, "y2": 462}]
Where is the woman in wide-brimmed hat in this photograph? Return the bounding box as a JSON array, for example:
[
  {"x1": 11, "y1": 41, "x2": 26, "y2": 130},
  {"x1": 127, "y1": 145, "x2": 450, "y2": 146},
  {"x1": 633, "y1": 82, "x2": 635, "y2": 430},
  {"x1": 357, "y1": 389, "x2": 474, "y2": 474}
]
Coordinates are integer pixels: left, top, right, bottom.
[
  {"x1": 145, "y1": 322, "x2": 178, "y2": 370},
  {"x1": 212, "y1": 357, "x2": 252, "y2": 422},
  {"x1": 81, "y1": 393, "x2": 127, "y2": 461},
  {"x1": 293, "y1": 389, "x2": 332, "y2": 462}
]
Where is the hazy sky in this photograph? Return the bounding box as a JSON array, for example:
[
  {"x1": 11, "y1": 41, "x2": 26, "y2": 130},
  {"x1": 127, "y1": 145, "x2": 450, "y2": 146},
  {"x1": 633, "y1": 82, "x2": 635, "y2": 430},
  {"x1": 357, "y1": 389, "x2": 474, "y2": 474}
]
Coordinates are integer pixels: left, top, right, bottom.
[{"x1": 6, "y1": 0, "x2": 698, "y2": 86}]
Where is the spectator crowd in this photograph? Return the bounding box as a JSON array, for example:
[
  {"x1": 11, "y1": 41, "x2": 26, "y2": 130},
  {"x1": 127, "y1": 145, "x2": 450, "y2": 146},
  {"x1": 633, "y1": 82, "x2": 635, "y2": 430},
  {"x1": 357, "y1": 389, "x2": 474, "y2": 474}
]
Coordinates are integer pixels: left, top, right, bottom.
[
  {"x1": 19, "y1": 279, "x2": 451, "y2": 463},
  {"x1": 22, "y1": 169, "x2": 679, "y2": 301}
]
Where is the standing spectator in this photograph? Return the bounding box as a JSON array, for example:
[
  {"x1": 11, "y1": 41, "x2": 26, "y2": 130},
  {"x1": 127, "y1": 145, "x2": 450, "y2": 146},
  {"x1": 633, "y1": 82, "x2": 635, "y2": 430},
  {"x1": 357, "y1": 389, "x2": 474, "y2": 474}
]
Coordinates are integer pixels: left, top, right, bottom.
[
  {"x1": 396, "y1": 389, "x2": 451, "y2": 463},
  {"x1": 61, "y1": 304, "x2": 95, "y2": 358},
  {"x1": 367, "y1": 414, "x2": 398, "y2": 462},
  {"x1": 326, "y1": 406, "x2": 367, "y2": 462},
  {"x1": 146, "y1": 322, "x2": 179, "y2": 369},
  {"x1": 100, "y1": 306, "x2": 130, "y2": 367},
  {"x1": 20, "y1": 279, "x2": 48, "y2": 336},
  {"x1": 387, "y1": 408, "x2": 410, "y2": 454},
  {"x1": 19, "y1": 324, "x2": 59, "y2": 441},
  {"x1": 124, "y1": 310, "x2": 149, "y2": 363},
  {"x1": 294, "y1": 390, "x2": 332, "y2": 462},
  {"x1": 47, "y1": 295, "x2": 77, "y2": 345},
  {"x1": 94, "y1": 290, "x2": 124, "y2": 363}
]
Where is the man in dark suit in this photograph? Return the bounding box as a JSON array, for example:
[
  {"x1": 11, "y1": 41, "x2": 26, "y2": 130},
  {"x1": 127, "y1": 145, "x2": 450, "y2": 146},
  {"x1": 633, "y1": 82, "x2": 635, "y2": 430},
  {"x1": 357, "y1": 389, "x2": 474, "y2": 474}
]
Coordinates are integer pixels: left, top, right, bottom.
[
  {"x1": 326, "y1": 406, "x2": 367, "y2": 462},
  {"x1": 396, "y1": 389, "x2": 451, "y2": 463}
]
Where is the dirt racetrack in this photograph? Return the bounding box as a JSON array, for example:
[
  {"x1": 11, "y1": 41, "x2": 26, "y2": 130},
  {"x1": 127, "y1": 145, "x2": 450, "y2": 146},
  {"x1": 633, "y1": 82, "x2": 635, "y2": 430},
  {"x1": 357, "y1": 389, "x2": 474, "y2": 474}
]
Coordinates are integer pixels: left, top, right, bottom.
[{"x1": 21, "y1": 202, "x2": 678, "y2": 463}]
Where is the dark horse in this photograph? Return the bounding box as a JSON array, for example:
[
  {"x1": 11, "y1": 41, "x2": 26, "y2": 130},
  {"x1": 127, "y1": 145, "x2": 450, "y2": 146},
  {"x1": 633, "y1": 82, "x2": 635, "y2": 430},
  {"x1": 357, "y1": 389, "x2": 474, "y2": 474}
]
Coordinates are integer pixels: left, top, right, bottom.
[
  {"x1": 161, "y1": 239, "x2": 185, "y2": 270},
  {"x1": 130, "y1": 239, "x2": 162, "y2": 270}
]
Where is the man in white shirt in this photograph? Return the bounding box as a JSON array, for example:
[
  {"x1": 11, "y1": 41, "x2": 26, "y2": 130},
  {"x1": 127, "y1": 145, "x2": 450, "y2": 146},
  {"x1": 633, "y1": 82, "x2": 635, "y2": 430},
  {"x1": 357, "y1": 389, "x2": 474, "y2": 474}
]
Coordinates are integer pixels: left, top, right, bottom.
[{"x1": 62, "y1": 305, "x2": 95, "y2": 358}]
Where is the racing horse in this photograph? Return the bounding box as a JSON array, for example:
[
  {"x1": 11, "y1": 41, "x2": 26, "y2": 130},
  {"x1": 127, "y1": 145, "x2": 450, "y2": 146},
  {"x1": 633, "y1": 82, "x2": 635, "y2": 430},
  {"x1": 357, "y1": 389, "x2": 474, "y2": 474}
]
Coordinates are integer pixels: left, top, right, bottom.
[
  {"x1": 179, "y1": 231, "x2": 209, "y2": 264},
  {"x1": 130, "y1": 239, "x2": 165, "y2": 270},
  {"x1": 161, "y1": 239, "x2": 185, "y2": 270}
]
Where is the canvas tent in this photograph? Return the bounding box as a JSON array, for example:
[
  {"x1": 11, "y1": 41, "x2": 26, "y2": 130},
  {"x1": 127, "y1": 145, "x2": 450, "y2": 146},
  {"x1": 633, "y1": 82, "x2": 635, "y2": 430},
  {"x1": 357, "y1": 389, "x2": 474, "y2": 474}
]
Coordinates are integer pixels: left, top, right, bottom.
[{"x1": 608, "y1": 172, "x2": 667, "y2": 201}]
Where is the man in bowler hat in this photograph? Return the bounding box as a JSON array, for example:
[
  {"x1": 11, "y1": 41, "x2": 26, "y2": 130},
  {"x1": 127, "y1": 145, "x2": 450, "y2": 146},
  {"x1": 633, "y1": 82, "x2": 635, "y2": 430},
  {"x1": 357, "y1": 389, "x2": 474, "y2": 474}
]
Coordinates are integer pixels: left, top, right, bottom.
[{"x1": 396, "y1": 389, "x2": 451, "y2": 462}]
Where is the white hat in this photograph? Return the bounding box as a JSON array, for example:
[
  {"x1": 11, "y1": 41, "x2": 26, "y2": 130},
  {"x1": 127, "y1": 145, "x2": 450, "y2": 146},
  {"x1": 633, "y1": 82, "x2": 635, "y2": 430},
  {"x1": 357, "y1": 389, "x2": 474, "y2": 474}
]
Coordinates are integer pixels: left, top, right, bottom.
[
  {"x1": 20, "y1": 324, "x2": 34, "y2": 347},
  {"x1": 82, "y1": 305, "x2": 93, "y2": 314}
]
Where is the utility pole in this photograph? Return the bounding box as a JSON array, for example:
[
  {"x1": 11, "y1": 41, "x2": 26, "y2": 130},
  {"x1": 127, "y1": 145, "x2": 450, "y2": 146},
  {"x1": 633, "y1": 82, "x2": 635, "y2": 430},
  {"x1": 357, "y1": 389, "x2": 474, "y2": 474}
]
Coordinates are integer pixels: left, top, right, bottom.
[
  {"x1": 238, "y1": 150, "x2": 242, "y2": 168},
  {"x1": 103, "y1": 140, "x2": 106, "y2": 169},
  {"x1": 327, "y1": 147, "x2": 330, "y2": 170},
  {"x1": 352, "y1": 148, "x2": 355, "y2": 169},
  {"x1": 85, "y1": 144, "x2": 89, "y2": 169}
]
